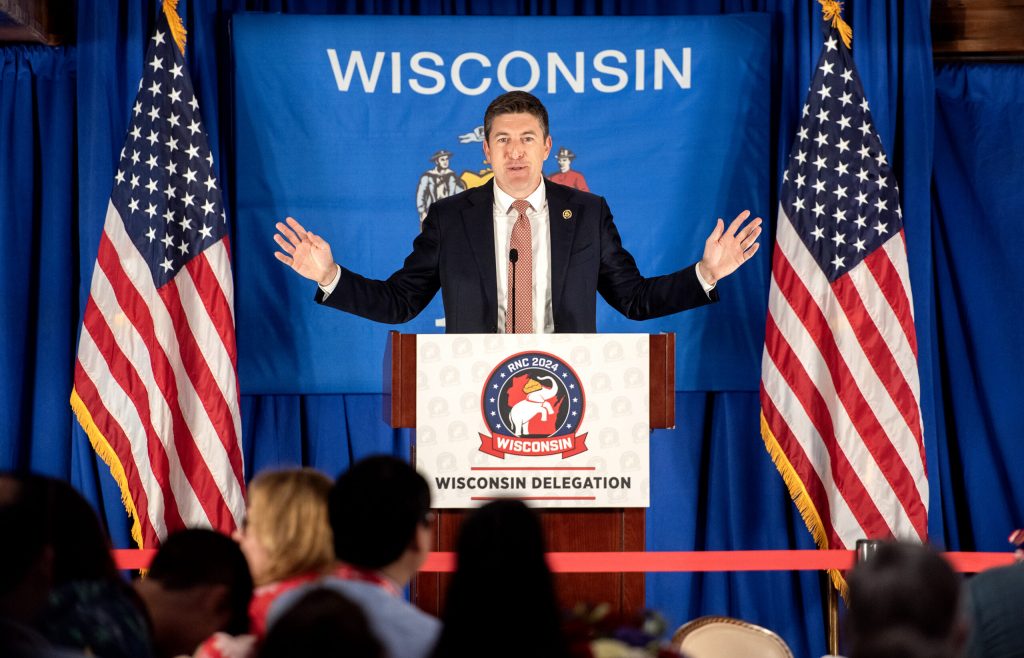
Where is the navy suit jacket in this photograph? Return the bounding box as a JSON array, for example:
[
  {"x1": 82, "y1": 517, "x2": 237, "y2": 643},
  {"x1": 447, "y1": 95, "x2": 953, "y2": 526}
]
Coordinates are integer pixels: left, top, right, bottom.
[{"x1": 316, "y1": 179, "x2": 717, "y2": 333}]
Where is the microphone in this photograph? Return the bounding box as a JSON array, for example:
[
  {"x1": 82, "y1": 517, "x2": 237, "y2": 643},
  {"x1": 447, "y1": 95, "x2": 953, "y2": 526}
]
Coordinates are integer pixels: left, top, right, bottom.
[{"x1": 509, "y1": 249, "x2": 519, "y2": 333}]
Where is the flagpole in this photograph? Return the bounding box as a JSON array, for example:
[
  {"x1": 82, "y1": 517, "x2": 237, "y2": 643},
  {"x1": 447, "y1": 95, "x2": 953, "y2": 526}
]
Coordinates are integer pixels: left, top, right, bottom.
[
  {"x1": 816, "y1": 1, "x2": 852, "y2": 655},
  {"x1": 824, "y1": 0, "x2": 842, "y2": 590},
  {"x1": 827, "y1": 579, "x2": 839, "y2": 654}
]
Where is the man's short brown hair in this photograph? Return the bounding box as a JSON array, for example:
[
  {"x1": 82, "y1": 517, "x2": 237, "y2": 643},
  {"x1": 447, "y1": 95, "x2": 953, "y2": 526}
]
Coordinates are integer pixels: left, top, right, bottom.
[{"x1": 483, "y1": 91, "x2": 549, "y2": 140}]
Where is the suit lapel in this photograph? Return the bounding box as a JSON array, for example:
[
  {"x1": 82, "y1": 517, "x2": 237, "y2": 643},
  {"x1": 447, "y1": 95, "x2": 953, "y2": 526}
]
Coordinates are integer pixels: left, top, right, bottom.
[
  {"x1": 462, "y1": 181, "x2": 497, "y2": 320},
  {"x1": 546, "y1": 180, "x2": 579, "y2": 314}
]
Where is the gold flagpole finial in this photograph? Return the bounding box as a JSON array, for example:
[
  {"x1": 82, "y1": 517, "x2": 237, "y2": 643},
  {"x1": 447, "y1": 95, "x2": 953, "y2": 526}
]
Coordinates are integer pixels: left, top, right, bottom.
[
  {"x1": 819, "y1": 0, "x2": 853, "y2": 50},
  {"x1": 162, "y1": 0, "x2": 187, "y2": 55}
]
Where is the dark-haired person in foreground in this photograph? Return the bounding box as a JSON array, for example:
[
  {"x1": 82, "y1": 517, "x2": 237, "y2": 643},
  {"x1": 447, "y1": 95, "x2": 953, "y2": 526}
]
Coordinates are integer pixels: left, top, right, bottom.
[
  {"x1": 274, "y1": 90, "x2": 760, "y2": 334},
  {"x1": 1, "y1": 472, "x2": 152, "y2": 658},
  {"x1": 431, "y1": 500, "x2": 570, "y2": 658},
  {"x1": 842, "y1": 541, "x2": 967, "y2": 658},
  {"x1": 133, "y1": 528, "x2": 254, "y2": 658},
  {"x1": 260, "y1": 587, "x2": 383, "y2": 658},
  {"x1": 268, "y1": 456, "x2": 440, "y2": 658}
]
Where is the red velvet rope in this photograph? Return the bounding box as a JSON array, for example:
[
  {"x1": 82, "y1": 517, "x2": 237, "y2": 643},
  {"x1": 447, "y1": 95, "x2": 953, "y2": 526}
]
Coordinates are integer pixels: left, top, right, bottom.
[{"x1": 114, "y1": 549, "x2": 1014, "y2": 573}]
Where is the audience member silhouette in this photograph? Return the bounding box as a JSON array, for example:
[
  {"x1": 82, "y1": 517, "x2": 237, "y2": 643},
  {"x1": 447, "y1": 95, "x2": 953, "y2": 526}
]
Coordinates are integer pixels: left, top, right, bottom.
[
  {"x1": 845, "y1": 541, "x2": 966, "y2": 658},
  {"x1": 0, "y1": 472, "x2": 151, "y2": 658},
  {"x1": 965, "y1": 559, "x2": 1024, "y2": 658},
  {"x1": 1, "y1": 473, "x2": 85, "y2": 657},
  {"x1": 134, "y1": 528, "x2": 253, "y2": 658},
  {"x1": 268, "y1": 455, "x2": 440, "y2": 658},
  {"x1": 259, "y1": 587, "x2": 383, "y2": 658},
  {"x1": 234, "y1": 468, "x2": 334, "y2": 638},
  {"x1": 431, "y1": 499, "x2": 571, "y2": 658}
]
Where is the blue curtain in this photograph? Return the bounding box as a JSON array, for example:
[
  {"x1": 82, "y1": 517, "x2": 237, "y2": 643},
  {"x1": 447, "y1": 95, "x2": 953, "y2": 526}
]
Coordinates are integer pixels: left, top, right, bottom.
[
  {"x1": 931, "y1": 63, "x2": 1024, "y2": 550},
  {"x1": 0, "y1": 46, "x2": 78, "y2": 476},
  {"x1": 7, "y1": 2, "x2": 1023, "y2": 657}
]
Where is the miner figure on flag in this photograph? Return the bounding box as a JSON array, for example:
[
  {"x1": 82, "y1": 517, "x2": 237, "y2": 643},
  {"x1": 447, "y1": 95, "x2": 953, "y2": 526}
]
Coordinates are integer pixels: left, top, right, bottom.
[{"x1": 760, "y1": 0, "x2": 928, "y2": 593}]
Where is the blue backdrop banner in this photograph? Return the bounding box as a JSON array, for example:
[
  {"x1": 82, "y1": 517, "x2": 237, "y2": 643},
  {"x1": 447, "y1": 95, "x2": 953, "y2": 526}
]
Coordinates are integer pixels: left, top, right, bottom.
[{"x1": 232, "y1": 14, "x2": 770, "y2": 394}]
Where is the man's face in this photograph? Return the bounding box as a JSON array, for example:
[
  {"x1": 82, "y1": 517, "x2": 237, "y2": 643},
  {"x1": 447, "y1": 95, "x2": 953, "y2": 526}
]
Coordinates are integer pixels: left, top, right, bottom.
[
  {"x1": 437, "y1": 155, "x2": 449, "y2": 169},
  {"x1": 483, "y1": 112, "x2": 552, "y2": 199},
  {"x1": 557, "y1": 156, "x2": 570, "y2": 173}
]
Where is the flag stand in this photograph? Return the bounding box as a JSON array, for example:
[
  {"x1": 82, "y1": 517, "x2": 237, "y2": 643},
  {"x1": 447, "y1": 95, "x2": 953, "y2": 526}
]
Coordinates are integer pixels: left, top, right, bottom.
[{"x1": 827, "y1": 578, "x2": 839, "y2": 654}]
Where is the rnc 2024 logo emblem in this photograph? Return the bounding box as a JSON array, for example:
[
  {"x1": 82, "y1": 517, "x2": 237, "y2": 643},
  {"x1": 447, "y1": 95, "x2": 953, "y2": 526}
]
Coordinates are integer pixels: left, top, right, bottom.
[{"x1": 479, "y1": 351, "x2": 587, "y2": 459}]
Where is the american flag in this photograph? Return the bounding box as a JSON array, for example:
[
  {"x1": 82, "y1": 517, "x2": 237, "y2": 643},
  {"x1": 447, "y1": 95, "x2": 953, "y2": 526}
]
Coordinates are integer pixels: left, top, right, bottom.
[
  {"x1": 759, "y1": 24, "x2": 928, "y2": 566},
  {"x1": 71, "y1": 6, "x2": 245, "y2": 547}
]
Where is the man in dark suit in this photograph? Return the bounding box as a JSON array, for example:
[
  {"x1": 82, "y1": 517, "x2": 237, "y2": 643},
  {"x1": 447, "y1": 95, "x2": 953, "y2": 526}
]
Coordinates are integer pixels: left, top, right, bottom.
[{"x1": 273, "y1": 91, "x2": 761, "y2": 333}]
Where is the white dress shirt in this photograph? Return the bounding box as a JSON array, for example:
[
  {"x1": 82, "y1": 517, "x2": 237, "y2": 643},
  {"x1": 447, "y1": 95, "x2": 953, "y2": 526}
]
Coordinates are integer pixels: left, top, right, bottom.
[{"x1": 492, "y1": 180, "x2": 553, "y2": 333}]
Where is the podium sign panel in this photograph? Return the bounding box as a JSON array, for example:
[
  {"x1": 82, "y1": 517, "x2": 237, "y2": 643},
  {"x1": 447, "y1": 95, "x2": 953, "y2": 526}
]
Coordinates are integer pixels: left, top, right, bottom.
[{"x1": 415, "y1": 334, "x2": 649, "y2": 508}]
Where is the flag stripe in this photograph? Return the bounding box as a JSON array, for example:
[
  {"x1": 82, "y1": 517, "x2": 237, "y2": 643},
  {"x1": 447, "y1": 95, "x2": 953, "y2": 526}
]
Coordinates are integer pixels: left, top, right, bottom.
[
  {"x1": 775, "y1": 213, "x2": 928, "y2": 535},
  {"x1": 764, "y1": 309, "x2": 894, "y2": 539},
  {"x1": 195, "y1": 241, "x2": 243, "y2": 452},
  {"x1": 79, "y1": 295, "x2": 184, "y2": 536},
  {"x1": 854, "y1": 246, "x2": 922, "y2": 406},
  {"x1": 760, "y1": 379, "x2": 858, "y2": 548},
  {"x1": 97, "y1": 219, "x2": 229, "y2": 529},
  {"x1": 103, "y1": 206, "x2": 242, "y2": 526},
  {"x1": 90, "y1": 237, "x2": 213, "y2": 526},
  {"x1": 872, "y1": 241, "x2": 928, "y2": 472},
  {"x1": 179, "y1": 252, "x2": 243, "y2": 463},
  {"x1": 864, "y1": 241, "x2": 918, "y2": 358},
  {"x1": 771, "y1": 228, "x2": 926, "y2": 539},
  {"x1": 191, "y1": 243, "x2": 243, "y2": 454},
  {"x1": 838, "y1": 251, "x2": 927, "y2": 472},
  {"x1": 189, "y1": 243, "x2": 238, "y2": 368},
  {"x1": 835, "y1": 266, "x2": 923, "y2": 450},
  {"x1": 759, "y1": 382, "x2": 838, "y2": 542},
  {"x1": 760, "y1": 337, "x2": 882, "y2": 545},
  {"x1": 72, "y1": 358, "x2": 163, "y2": 545},
  {"x1": 158, "y1": 280, "x2": 245, "y2": 509},
  {"x1": 886, "y1": 233, "x2": 917, "y2": 323},
  {"x1": 777, "y1": 218, "x2": 924, "y2": 470}
]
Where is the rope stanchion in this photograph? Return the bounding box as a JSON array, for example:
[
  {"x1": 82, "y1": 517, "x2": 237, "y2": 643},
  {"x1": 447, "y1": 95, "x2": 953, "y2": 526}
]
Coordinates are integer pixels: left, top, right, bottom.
[
  {"x1": 114, "y1": 549, "x2": 1015, "y2": 573},
  {"x1": 943, "y1": 551, "x2": 1018, "y2": 573},
  {"x1": 545, "y1": 550, "x2": 853, "y2": 573}
]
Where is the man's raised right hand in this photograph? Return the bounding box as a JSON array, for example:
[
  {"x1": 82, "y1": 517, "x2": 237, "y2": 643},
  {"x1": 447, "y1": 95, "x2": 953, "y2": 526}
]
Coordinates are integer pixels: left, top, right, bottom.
[{"x1": 273, "y1": 216, "x2": 339, "y2": 286}]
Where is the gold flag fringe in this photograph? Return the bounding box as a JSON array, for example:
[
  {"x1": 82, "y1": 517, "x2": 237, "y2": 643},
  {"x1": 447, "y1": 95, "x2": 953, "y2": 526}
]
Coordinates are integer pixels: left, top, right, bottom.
[
  {"x1": 760, "y1": 412, "x2": 848, "y2": 598},
  {"x1": 71, "y1": 388, "x2": 145, "y2": 550},
  {"x1": 163, "y1": 0, "x2": 187, "y2": 55},
  {"x1": 819, "y1": 0, "x2": 853, "y2": 50}
]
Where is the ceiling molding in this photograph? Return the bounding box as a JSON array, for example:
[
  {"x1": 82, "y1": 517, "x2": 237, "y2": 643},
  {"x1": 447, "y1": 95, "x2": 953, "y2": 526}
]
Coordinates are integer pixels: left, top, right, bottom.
[
  {"x1": 933, "y1": 0, "x2": 1024, "y2": 61},
  {"x1": 0, "y1": 0, "x2": 72, "y2": 45}
]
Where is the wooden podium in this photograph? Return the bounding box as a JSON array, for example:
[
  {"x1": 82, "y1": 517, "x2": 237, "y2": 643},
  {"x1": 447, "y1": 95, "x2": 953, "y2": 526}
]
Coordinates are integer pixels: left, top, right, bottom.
[{"x1": 385, "y1": 331, "x2": 675, "y2": 616}]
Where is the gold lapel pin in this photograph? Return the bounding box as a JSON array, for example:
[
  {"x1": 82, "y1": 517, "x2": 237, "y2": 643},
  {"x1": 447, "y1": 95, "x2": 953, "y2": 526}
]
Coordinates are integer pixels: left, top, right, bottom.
[{"x1": 562, "y1": 209, "x2": 573, "y2": 220}]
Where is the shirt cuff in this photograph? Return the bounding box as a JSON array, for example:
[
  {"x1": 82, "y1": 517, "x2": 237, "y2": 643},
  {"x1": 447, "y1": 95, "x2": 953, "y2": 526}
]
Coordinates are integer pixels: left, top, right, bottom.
[
  {"x1": 694, "y1": 263, "x2": 715, "y2": 295},
  {"x1": 319, "y1": 264, "x2": 341, "y2": 297}
]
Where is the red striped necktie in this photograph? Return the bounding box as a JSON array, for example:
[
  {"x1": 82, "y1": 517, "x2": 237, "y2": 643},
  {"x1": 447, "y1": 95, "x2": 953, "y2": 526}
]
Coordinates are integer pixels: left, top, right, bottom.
[{"x1": 505, "y1": 199, "x2": 534, "y2": 333}]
